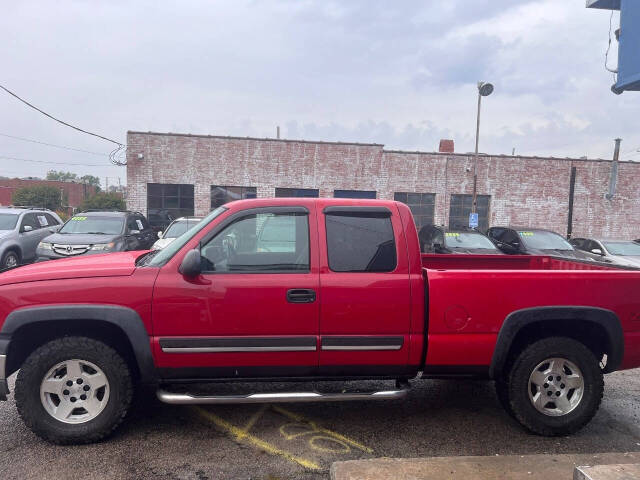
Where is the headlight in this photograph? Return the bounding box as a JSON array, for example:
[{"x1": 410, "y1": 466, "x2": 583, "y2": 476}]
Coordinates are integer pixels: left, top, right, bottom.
[
  {"x1": 90, "y1": 242, "x2": 116, "y2": 251},
  {"x1": 38, "y1": 242, "x2": 53, "y2": 250}
]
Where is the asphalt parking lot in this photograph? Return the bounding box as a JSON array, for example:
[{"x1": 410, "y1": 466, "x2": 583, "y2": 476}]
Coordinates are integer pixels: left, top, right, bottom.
[{"x1": 0, "y1": 369, "x2": 638, "y2": 480}]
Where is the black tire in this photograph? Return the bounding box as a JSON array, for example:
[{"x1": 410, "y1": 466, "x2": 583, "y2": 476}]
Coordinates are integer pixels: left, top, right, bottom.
[
  {"x1": 15, "y1": 336, "x2": 133, "y2": 444},
  {"x1": 2, "y1": 250, "x2": 20, "y2": 269},
  {"x1": 506, "y1": 337, "x2": 603, "y2": 436},
  {"x1": 495, "y1": 378, "x2": 515, "y2": 418}
]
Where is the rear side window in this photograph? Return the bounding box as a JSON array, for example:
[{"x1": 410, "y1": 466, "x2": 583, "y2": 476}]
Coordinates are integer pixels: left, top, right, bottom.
[
  {"x1": 325, "y1": 213, "x2": 396, "y2": 272},
  {"x1": 44, "y1": 213, "x2": 60, "y2": 226}
]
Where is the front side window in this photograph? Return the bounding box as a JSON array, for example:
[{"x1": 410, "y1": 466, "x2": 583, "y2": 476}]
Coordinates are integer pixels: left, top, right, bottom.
[
  {"x1": 0, "y1": 213, "x2": 20, "y2": 231},
  {"x1": 325, "y1": 213, "x2": 396, "y2": 272},
  {"x1": 21, "y1": 213, "x2": 41, "y2": 231},
  {"x1": 201, "y1": 212, "x2": 309, "y2": 273},
  {"x1": 60, "y1": 216, "x2": 124, "y2": 235},
  {"x1": 211, "y1": 185, "x2": 257, "y2": 209}
]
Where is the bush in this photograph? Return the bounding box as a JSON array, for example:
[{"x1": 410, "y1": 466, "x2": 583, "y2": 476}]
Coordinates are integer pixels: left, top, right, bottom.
[
  {"x1": 80, "y1": 192, "x2": 125, "y2": 212},
  {"x1": 12, "y1": 186, "x2": 65, "y2": 211}
]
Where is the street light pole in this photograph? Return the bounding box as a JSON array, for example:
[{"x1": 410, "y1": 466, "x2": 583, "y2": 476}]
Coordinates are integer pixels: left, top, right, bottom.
[{"x1": 471, "y1": 81, "x2": 494, "y2": 217}]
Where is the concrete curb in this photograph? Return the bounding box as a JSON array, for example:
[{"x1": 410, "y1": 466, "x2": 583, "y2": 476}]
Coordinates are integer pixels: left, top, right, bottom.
[
  {"x1": 574, "y1": 463, "x2": 640, "y2": 479},
  {"x1": 331, "y1": 452, "x2": 640, "y2": 480}
]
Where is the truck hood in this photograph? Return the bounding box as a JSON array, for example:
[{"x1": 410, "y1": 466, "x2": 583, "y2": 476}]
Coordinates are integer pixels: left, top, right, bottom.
[
  {"x1": 42, "y1": 232, "x2": 122, "y2": 245},
  {"x1": 0, "y1": 251, "x2": 142, "y2": 286}
]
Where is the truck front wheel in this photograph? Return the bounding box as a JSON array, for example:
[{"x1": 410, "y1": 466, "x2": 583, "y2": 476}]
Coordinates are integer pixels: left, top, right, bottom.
[
  {"x1": 15, "y1": 336, "x2": 133, "y2": 444},
  {"x1": 506, "y1": 337, "x2": 603, "y2": 436}
]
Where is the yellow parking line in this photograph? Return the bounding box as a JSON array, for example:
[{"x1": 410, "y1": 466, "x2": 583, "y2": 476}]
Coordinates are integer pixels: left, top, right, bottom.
[
  {"x1": 239, "y1": 404, "x2": 268, "y2": 439},
  {"x1": 195, "y1": 407, "x2": 321, "y2": 471},
  {"x1": 272, "y1": 405, "x2": 373, "y2": 454}
]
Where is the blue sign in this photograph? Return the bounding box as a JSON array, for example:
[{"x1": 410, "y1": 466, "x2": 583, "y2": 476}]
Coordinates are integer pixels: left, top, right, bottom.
[{"x1": 469, "y1": 212, "x2": 479, "y2": 229}]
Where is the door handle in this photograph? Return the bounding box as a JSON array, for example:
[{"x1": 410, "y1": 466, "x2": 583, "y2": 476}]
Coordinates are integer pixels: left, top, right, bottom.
[{"x1": 286, "y1": 289, "x2": 316, "y2": 303}]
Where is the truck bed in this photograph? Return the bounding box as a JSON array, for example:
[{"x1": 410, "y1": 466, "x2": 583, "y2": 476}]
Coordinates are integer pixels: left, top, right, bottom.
[{"x1": 421, "y1": 254, "x2": 636, "y2": 271}]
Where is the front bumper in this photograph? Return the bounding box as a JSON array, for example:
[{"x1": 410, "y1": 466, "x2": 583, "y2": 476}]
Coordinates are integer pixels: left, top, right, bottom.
[
  {"x1": 0, "y1": 355, "x2": 7, "y2": 401},
  {"x1": 36, "y1": 248, "x2": 116, "y2": 261}
]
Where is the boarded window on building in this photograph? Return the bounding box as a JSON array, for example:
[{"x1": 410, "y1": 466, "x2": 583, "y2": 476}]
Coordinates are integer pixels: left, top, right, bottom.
[
  {"x1": 394, "y1": 192, "x2": 435, "y2": 229},
  {"x1": 275, "y1": 188, "x2": 319, "y2": 198},
  {"x1": 333, "y1": 190, "x2": 376, "y2": 199},
  {"x1": 147, "y1": 183, "x2": 194, "y2": 230},
  {"x1": 210, "y1": 186, "x2": 257, "y2": 209},
  {"x1": 448, "y1": 194, "x2": 490, "y2": 232}
]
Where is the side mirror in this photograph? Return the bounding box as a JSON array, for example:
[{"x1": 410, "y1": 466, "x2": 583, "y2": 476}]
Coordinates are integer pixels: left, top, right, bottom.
[
  {"x1": 179, "y1": 249, "x2": 202, "y2": 277},
  {"x1": 157, "y1": 231, "x2": 163, "y2": 239},
  {"x1": 591, "y1": 248, "x2": 603, "y2": 256},
  {"x1": 22, "y1": 225, "x2": 33, "y2": 233},
  {"x1": 129, "y1": 229, "x2": 140, "y2": 235}
]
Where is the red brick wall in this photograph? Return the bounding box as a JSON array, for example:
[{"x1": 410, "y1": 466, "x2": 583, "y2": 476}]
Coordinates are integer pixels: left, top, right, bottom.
[
  {"x1": 0, "y1": 178, "x2": 97, "y2": 208},
  {"x1": 126, "y1": 131, "x2": 640, "y2": 238}
]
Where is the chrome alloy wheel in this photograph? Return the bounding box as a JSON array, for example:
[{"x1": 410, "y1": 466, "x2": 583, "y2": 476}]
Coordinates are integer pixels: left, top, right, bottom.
[
  {"x1": 39, "y1": 359, "x2": 110, "y2": 424},
  {"x1": 528, "y1": 357, "x2": 584, "y2": 417},
  {"x1": 4, "y1": 253, "x2": 18, "y2": 268}
]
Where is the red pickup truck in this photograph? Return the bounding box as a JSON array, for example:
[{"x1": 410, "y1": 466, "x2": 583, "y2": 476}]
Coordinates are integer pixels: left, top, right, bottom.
[{"x1": 0, "y1": 198, "x2": 639, "y2": 444}]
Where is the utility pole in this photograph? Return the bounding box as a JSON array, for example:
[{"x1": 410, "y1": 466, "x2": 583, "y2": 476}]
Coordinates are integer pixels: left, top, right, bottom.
[{"x1": 471, "y1": 81, "x2": 494, "y2": 218}]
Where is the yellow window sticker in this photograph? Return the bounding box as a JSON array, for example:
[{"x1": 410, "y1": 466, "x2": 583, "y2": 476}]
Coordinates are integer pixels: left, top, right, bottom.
[
  {"x1": 518, "y1": 231, "x2": 534, "y2": 236},
  {"x1": 71, "y1": 216, "x2": 88, "y2": 221},
  {"x1": 445, "y1": 232, "x2": 460, "y2": 237}
]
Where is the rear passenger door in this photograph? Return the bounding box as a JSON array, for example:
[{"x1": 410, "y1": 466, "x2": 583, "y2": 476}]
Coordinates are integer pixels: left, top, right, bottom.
[{"x1": 318, "y1": 204, "x2": 412, "y2": 376}]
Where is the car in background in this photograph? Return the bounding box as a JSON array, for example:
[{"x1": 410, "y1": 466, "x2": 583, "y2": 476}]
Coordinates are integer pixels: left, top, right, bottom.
[
  {"x1": 152, "y1": 216, "x2": 203, "y2": 250},
  {"x1": 0, "y1": 207, "x2": 63, "y2": 269},
  {"x1": 418, "y1": 225, "x2": 502, "y2": 254},
  {"x1": 487, "y1": 226, "x2": 596, "y2": 261},
  {"x1": 37, "y1": 210, "x2": 156, "y2": 261},
  {"x1": 570, "y1": 237, "x2": 640, "y2": 268},
  {"x1": 147, "y1": 208, "x2": 175, "y2": 233}
]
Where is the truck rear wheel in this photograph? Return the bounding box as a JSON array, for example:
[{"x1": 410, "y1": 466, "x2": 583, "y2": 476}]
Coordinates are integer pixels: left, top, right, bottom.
[
  {"x1": 506, "y1": 337, "x2": 603, "y2": 436},
  {"x1": 15, "y1": 336, "x2": 133, "y2": 444}
]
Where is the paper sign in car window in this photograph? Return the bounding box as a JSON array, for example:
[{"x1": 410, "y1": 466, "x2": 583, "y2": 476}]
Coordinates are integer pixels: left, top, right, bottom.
[
  {"x1": 136, "y1": 219, "x2": 143, "y2": 230},
  {"x1": 37, "y1": 215, "x2": 48, "y2": 227}
]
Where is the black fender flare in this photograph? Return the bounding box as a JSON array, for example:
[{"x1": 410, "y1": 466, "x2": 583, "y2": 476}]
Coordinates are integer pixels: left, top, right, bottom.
[
  {"x1": 489, "y1": 306, "x2": 624, "y2": 379},
  {"x1": 0, "y1": 305, "x2": 157, "y2": 384}
]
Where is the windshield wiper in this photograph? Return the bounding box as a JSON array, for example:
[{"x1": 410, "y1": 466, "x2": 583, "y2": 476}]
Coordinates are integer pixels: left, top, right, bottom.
[
  {"x1": 85, "y1": 231, "x2": 108, "y2": 235},
  {"x1": 136, "y1": 250, "x2": 159, "y2": 266}
]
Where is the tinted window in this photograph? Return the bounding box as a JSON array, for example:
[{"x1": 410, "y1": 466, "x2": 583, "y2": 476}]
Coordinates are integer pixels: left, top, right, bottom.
[
  {"x1": 394, "y1": 192, "x2": 435, "y2": 229},
  {"x1": 20, "y1": 213, "x2": 40, "y2": 231},
  {"x1": 211, "y1": 185, "x2": 257, "y2": 209},
  {"x1": 275, "y1": 188, "x2": 319, "y2": 198},
  {"x1": 44, "y1": 213, "x2": 60, "y2": 226},
  {"x1": 147, "y1": 183, "x2": 194, "y2": 222},
  {"x1": 0, "y1": 213, "x2": 19, "y2": 230},
  {"x1": 449, "y1": 194, "x2": 490, "y2": 232},
  {"x1": 201, "y1": 212, "x2": 309, "y2": 273},
  {"x1": 60, "y1": 216, "x2": 124, "y2": 235},
  {"x1": 333, "y1": 190, "x2": 376, "y2": 199},
  {"x1": 326, "y1": 213, "x2": 396, "y2": 272}
]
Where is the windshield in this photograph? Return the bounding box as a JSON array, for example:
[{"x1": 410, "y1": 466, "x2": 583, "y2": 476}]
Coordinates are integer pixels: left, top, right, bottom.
[
  {"x1": 0, "y1": 213, "x2": 19, "y2": 230},
  {"x1": 444, "y1": 232, "x2": 497, "y2": 250},
  {"x1": 60, "y1": 215, "x2": 124, "y2": 235},
  {"x1": 603, "y1": 241, "x2": 640, "y2": 256},
  {"x1": 518, "y1": 230, "x2": 573, "y2": 250},
  {"x1": 163, "y1": 219, "x2": 202, "y2": 238},
  {"x1": 148, "y1": 207, "x2": 227, "y2": 266}
]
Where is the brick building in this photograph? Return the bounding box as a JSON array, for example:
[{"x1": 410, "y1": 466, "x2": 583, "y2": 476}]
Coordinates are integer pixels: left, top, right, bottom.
[
  {"x1": 0, "y1": 178, "x2": 97, "y2": 210},
  {"x1": 126, "y1": 131, "x2": 640, "y2": 238}
]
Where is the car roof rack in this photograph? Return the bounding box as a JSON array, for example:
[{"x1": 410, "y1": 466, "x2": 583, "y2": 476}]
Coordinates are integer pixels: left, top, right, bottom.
[{"x1": 2, "y1": 205, "x2": 53, "y2": 211}]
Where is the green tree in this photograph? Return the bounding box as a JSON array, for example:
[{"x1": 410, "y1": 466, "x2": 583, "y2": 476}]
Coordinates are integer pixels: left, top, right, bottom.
[
  {"x1": 80, "y1": 175, "x2": 101, "y2": 191},
  {"x1": 12, "y1": 185, "x2": 65, "y2": 210},
  {"x1": 46, "y1": 170, "x2": 78, "y2": 182},
  {"x1": 80, "y1": 192, "x2": 125, "y2": 211}
]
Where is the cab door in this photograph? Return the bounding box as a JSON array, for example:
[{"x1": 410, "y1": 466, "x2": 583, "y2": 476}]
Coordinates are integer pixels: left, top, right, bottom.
[
  {"x1": 317, "y1": 203, "x2": 412, "y2": 376},
  {"x1": 152, "y1": 204, "x2": 320, "y2": 379}
]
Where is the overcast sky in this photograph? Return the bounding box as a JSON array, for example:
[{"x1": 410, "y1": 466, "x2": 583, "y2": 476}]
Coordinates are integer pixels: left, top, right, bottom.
[{"x1": 1, "y1": 0, "x2": 637, "y2": 186}]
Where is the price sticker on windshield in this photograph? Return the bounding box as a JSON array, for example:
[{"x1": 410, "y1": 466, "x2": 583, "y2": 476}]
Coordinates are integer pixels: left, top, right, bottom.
[
  {"x1": 518, "y1": 231, "x2": 534, "y2": 236},
  {"x1": 445, "y1": 232, "x2": 460, "y2": 237},
  {"x1": 71, "y1": 216, "x2": 88, "y2": 221}
]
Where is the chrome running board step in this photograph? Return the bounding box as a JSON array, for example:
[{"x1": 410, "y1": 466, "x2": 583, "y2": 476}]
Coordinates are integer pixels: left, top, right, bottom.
[{"x1": 156, "y1": 386, "x2": 409, "y2": 405}]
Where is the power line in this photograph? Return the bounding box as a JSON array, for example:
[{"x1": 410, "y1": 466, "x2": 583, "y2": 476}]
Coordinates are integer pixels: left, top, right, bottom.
[
  {"x1": 0, "y1": 154, "x2": 106, "y2": 167},
  {"x1": 0, "y1": 132, "x2": 109, "y2": 156},
  {"x1": 0, "y1": 84, "x2": 127, "y2": 166}
]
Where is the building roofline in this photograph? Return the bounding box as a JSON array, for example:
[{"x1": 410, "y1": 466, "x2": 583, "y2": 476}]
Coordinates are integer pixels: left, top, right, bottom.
[
  {"x1": 126, "y1": 130, "x2": 384, "y2": 147},
  {"x1": 126, "y1": 131, "x2": 638, "y2": 165}
]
